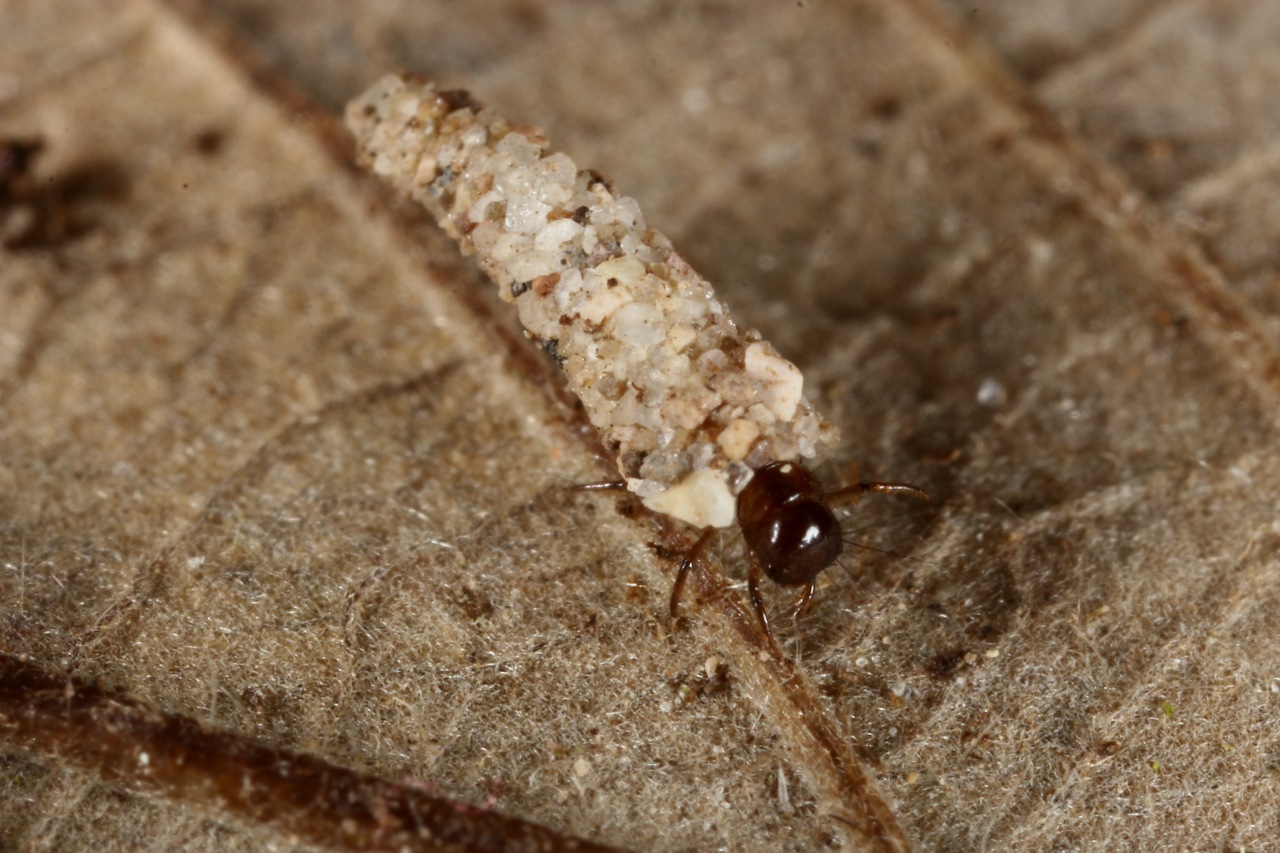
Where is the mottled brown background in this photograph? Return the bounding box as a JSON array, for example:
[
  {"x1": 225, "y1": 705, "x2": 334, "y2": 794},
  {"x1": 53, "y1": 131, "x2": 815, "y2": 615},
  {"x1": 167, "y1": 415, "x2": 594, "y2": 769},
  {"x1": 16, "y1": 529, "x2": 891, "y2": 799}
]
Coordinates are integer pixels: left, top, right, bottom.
[{"x1": 3, "y1": 1, "x2": 1279, "y2": 850}]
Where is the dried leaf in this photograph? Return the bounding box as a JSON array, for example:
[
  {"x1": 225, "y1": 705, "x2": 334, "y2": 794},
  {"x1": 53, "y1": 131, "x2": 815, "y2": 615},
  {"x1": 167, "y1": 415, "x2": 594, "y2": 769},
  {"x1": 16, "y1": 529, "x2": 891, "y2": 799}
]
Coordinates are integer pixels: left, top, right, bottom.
[{"x1": 2, "y1": 1, "x2": 1278, "y2": 850}]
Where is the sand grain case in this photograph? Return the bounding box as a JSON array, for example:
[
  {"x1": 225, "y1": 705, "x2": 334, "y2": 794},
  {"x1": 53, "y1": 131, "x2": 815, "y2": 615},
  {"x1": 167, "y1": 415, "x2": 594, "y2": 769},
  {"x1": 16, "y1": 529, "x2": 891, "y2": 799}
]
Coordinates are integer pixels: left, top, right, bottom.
[{"x1": 346, "y1": 74, "x2": 840, "y2": 529}]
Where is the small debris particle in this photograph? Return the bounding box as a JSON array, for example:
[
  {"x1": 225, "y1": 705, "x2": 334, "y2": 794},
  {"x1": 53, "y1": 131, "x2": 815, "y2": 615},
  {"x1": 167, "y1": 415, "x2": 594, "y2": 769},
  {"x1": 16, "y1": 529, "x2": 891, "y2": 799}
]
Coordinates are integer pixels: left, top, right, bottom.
[
  {"x1": 976, "y1": 377, "x2": 1007, "y2": 407},
  {"x1": 776, "y1": 767, "x2": 792, "y2": 814},
  {"x1": 1094, "y1": 740, "x2": 1122, "y2": 757},
  {"x1": 192, "y1": 127, "x2": 225, "y2": 156}
]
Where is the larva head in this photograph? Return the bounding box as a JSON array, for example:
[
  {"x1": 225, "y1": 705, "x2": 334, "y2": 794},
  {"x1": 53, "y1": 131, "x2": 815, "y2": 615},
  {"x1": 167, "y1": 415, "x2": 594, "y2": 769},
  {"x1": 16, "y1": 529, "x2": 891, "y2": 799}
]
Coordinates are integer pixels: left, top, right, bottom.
[{"x1": 736, "y1": 461, "x2": 843, "y2": 587}]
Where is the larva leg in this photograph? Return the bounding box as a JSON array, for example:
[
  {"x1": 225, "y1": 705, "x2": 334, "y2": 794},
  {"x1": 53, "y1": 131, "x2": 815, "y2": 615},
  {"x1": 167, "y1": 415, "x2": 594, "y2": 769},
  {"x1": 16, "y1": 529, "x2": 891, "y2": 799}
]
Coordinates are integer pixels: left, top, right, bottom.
[
  {"x1": 789, "y1": 579, "x2": 817, "y2": 625},
  {"x1": 566, "y1": 480, "x2": 628, "y2": 492},
  {"x1": 669, "y1": 528, "x2": 715, "y2": 623},
  {"x1": 825, "y1": 481, "x2": 929, "y2": 507},
  {"x1": 747, "y1": 559, "x2": 774, "y2": 642}
]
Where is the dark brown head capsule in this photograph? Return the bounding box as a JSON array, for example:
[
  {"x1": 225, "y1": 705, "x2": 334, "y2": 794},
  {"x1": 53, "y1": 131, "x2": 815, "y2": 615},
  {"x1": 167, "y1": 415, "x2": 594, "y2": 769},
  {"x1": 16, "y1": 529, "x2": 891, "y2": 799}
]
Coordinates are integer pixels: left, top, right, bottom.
[
  {"x1": 667, "y1": 461, "x2": 927, "y2": 641},
  {"x1": 737, "y1": 462, "x2": 842, "y2": 587},
  {"x1": 740, "y1": 461, "x2": 928, "y2": 638}
]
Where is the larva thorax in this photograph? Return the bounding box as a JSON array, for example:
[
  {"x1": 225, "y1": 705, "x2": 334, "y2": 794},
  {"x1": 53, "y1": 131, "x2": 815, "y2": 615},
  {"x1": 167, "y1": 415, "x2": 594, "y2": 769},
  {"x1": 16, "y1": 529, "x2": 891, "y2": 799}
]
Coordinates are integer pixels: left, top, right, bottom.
[{"x1": 347, "y1": 74, "x2": 840, "y2": 530}]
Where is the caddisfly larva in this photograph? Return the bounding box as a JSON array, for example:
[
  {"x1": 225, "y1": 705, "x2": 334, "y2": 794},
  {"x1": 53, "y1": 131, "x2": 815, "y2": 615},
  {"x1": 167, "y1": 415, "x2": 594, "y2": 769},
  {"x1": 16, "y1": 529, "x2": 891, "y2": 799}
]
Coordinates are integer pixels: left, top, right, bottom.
[{"x1": 346, "y1": 74, "x2": 925, "y2": 640}]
